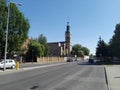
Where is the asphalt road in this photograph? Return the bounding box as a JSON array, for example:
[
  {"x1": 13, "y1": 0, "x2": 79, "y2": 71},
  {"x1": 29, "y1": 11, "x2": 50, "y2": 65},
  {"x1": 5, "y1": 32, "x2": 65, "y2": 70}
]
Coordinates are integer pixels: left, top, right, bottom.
[
  {"x1": 20, "y1": 62, "x2": 65, "y2": 68},
  {"x1": 0, "y1": 62, "x2": 108, "y2": 90}
]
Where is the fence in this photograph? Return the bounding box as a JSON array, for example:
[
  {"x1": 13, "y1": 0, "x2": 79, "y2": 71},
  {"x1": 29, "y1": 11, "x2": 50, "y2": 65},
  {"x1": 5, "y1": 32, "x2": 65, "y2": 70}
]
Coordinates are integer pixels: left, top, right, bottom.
[{"x1": 37, "y1": 57, "x2": 65, "y2": 64}]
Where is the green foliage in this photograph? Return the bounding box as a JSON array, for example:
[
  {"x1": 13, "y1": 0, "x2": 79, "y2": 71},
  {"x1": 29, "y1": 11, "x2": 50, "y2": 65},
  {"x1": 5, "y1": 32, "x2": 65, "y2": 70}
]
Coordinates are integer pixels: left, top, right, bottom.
[
  {"x1": 89, "y1": 54, "x2": 94, "y2": 59},
  {"x1": 71, "y1": 44, "x2": 81, "y2": 57},
  {"x1": 0, "y1": 0, "x2": 7, "y2": 58},
  {"x1": 26, "y1": 40, "x2": 45, "y2": 62},
  {"x1": 109, "y1": 23, "x2": 120, "y2": 57},
  {"x1": 0, "y1": 1, "x2": 30, "y2": 58},
  {"x1": 81, "y1": 47, "x2": 90, "y2": 55},
  {"x1": 44, "y1": 44, "x2": 50, "y2": 56},
  {"x1": 8, "y1": 3, "x2": 30, "y2": 55},
  {"x1": 37, "y1": 34, "x2": 50, "y2": 56},
  {"x1": 71, "y1": 44, "x2": 90, "y2": 57},
  {"x1": 96, "y1": 37, "x2": 109, "y2": 57},
  {"x1": 95, "y1": 24, "x2": 120, "y2": 58},
  {"x1": 38, "y1": 34, "x2": 47, "y2": 45}
]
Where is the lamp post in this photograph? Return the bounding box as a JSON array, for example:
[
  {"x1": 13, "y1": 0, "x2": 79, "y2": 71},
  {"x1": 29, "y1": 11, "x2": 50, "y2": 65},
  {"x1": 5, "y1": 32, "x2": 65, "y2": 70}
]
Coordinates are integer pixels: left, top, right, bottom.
[
  {"x1": 32, "y1": 50, "x2": 34, "y2": 64},
  {"x1": 3, "y1": 0, "x2": 22, "y2": 71}
]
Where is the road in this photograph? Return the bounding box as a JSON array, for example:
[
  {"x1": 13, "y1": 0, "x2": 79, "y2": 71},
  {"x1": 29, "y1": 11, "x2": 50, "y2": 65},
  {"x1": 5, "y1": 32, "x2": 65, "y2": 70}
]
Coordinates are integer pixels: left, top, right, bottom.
[{"x1": 0, "y1": 62, "x2": 108, "y2": 90}]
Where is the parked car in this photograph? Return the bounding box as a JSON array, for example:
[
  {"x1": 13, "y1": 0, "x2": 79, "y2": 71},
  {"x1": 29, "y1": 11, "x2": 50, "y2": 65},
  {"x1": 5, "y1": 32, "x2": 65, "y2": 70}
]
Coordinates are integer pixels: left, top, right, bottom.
[
  {"x1": 88, "y1": 58, "x2": 94, "y2": 63},
  {"x1": 67, "y1": 58, "x2": 73, "y2": 62},
  {"x1": 0, "y1": 59, "x2": 16, "y2": 69}
]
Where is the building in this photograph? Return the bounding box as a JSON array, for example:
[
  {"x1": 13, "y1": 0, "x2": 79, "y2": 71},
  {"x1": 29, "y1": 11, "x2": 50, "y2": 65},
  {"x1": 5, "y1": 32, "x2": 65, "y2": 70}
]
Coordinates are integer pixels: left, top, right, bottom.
[{"x1": 48, "y1": 22, "x2": 72, "y2": 57}]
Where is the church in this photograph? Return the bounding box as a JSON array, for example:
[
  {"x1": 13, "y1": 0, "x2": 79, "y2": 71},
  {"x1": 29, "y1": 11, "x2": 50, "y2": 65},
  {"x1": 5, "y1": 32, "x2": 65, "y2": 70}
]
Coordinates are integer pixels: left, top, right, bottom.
[{"x1": 47, "y1": 22, "x2": 72, "y2": 57}]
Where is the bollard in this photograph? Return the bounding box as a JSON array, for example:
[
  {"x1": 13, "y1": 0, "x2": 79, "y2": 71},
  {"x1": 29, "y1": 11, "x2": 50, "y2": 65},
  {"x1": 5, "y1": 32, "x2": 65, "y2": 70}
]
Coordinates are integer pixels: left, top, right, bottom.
[{"x1": 16, "y1": 61, "x2": 20, "y2": 70}]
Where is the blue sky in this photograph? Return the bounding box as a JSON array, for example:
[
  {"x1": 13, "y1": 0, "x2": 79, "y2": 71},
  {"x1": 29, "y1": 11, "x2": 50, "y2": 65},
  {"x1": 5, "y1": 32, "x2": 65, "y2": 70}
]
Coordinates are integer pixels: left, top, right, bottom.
[{"x1": 15, "y1": 0, "x2": 120, "y2": 54}]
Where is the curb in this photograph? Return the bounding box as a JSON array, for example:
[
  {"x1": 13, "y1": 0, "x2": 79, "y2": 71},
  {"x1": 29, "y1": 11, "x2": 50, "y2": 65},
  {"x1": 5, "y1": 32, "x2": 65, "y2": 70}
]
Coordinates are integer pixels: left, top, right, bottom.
[
  {"x1": 21, "y1": 63, "x2": 67, "y2": 71},
  {"x1": 104, "y1": 67, "x2": 110, "y2": 90},
  {"x1": 0, "y1": 62, "x2": 67, "y2": 75}
]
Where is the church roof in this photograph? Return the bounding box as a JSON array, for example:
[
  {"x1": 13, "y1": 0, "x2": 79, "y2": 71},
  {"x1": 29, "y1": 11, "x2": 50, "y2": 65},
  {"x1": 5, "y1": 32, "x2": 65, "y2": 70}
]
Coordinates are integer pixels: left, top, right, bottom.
[{"x1": 47, "y1": 41, "x2": 65, "y2": 44}]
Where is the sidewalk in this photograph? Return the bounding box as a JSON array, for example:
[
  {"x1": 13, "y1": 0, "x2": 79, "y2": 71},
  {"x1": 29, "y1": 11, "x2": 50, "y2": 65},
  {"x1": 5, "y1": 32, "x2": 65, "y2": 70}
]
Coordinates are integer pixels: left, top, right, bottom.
[
  {"x1": 0, "y1": 62, "x2": 67, "y2": 75},
  {"x1": 105, "y1": 65, "x2": 120, "y2": 90}
]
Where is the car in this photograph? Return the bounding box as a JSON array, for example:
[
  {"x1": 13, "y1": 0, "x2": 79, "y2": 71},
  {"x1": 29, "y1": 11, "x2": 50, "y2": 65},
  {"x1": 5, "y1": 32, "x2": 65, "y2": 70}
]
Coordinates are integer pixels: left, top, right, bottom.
[
  {"x1": 67, "y1": 58, "x2": 73, "y2": 62},
  {"x1": 88, "y1": 58, "x2": 94, "y2": 63},
  {"x1": 0, "y1": 59, "x2": 16, "y2": 69}
]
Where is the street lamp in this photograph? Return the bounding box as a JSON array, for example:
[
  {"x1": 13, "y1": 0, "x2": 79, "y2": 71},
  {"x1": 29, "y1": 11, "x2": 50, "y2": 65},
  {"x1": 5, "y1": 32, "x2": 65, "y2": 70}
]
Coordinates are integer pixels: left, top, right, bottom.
[
  {"x1": 3, "y1": 0, "x2": 22, "y2": 71},
  {"x1": 32, "y1": 50, "x2": 34, "y2": 64}
]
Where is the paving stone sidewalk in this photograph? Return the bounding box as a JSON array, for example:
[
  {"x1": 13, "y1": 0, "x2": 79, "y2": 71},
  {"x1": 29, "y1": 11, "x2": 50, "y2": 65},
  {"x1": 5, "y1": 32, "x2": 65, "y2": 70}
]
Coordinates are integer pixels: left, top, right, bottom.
[{"x1": 105, "y1": 65, "x2": 120, "y2": 90}]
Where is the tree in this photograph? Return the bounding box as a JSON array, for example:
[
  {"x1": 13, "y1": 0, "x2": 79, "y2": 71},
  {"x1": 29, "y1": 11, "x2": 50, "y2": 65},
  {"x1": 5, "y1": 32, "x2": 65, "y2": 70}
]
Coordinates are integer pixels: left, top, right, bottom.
[
  {"x1": 96, "y1": 37, "x2": 109, "y2": 57},
  {"x1": 0, "y1": 0, "x2": 7, "y2": 58},
  {"x1": 26, "y1": 40, "x2": 45, "y2": 62},
  {"x1": 89, "y1": 53, "x2": 94, "y2": 59},
  {"x1": 38, "y1": 34, "x2": 49, "y2": 56},
  {"x1": 81, "y1": 47, "x2": 90, "y2": 55},
  {"x1": 44, "y1": 44, "x2": 50, "y2": 56},
  {"x1": 38, "y1": 34, "x2": 47, "y2": 45},
  {"x1": 109, "y1": 23, "x2": 120, "y2": 58},
  {"x1": 0, "y1": 1, "x2": 30, "y2": 58},
  {"x1": 71, "y1": 44, "x2": 82, "y2": 57},
  {"x1": 71, "y1": 44, "x2": 90, "y2": 57}
]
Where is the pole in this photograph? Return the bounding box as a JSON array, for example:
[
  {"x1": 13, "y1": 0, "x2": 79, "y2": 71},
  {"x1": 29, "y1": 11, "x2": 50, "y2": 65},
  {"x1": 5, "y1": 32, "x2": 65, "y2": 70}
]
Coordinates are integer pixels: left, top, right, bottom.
[
  {"x1": 4, "y1": 0, "x2": 10, "y2": 71},
  {"x1": 32, "y1": 50, "x2": 34, "y2": 64}
]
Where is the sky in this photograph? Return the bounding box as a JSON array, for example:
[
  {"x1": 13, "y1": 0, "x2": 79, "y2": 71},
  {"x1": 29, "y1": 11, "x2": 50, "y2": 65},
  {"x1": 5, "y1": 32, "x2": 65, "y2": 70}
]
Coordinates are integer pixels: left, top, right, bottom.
[{"x1": 14, "y1": 0, "x2": 120, "y2": 54}]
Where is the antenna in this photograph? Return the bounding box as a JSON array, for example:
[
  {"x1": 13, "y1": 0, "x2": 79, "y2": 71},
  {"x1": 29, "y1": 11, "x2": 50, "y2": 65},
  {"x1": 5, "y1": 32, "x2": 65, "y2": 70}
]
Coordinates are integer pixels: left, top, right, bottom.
[
  {"x1": 67, "y1": 16, "x2": 70, "y2": 22},
  {"x1": 67, "y1": 16, "x2": 70, "y2": 25}
]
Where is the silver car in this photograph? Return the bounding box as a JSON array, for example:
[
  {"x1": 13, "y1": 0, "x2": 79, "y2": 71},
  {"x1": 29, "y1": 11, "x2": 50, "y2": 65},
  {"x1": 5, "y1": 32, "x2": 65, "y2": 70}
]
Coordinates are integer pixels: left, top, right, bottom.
[{"x1": 0, "y1": 59, "x2": 16, "y2": 69}]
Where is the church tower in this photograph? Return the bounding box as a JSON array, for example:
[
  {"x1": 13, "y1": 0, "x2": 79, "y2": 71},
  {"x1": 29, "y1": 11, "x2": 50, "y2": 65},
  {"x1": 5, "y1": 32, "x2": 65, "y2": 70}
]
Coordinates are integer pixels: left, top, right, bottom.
[{"x1": 65, "y1": 22, "x2": 72, "y2": 56}]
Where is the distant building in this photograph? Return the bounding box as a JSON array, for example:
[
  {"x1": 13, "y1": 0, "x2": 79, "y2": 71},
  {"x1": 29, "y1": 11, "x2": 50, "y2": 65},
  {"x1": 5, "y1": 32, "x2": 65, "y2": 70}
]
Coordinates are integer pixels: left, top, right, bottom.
[{"x1": 48, "y1": 22, "x2": 72, "y2": 56}]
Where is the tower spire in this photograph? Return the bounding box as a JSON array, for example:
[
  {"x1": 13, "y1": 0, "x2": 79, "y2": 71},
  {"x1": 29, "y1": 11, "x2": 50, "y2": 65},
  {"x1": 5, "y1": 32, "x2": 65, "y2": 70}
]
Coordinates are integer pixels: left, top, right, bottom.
[
  {"x1": 66, "y1": 22, "x2": 70, "y2": 33},
  {"x1": 65, "y1": 21, "x2": 72, "y2": 56}
]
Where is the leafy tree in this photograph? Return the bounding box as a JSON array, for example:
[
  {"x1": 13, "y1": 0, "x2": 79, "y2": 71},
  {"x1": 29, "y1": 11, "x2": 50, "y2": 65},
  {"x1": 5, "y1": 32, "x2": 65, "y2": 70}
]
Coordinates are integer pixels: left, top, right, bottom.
[
  {"x1": 89, "y1": 53, "x2": 94, "y2": 59},
  {"x1": 71, "y1": 44, "x2": 90, "y2": 57},
  {"x1": 38, "y1": 34, "x2": 47, "y2": 45},
  {"x1": 38, "y1": 34, "x2": 49, "y2": 56},
  {"x1": 71, "y1": 44, "x2": 81, "y2": 56},
  {"x1": 0, "y1": 0, "x2": 7, "y2": 58},
  {"x1": 0, "y1": 1, "x2": 30, "y2": 58},
  {"x1": 26, "y1": 40, "x2": 45, "y2": 62},
  {"x1": 71, "y1": 44, "x2": 82, "y2": 57},
  {"x1": 81, "y1": 47, "x2": 90, "y2": 55},
  {"x1": 109, "y1": 23, "x2": 120, "y2": 58},
  {"x1": 8, "y1": 3, "x2": 30, "y2": 57},
  {"x1": 44, "y1": 44, "x2": 50, "y2": 56}
]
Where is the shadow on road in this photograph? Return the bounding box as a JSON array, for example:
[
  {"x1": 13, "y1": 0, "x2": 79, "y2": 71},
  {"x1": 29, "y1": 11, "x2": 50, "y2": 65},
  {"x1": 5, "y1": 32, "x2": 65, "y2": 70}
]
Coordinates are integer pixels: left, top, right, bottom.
[{"x1": 76, "y1": 61, "x2": 102, "y2": 66}]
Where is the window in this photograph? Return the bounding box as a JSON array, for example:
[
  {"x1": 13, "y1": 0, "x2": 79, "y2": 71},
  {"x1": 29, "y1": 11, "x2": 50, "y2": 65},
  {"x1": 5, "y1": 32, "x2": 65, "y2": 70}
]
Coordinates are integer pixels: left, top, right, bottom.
[{"x1": 9, "y1": 60, "x2": 13, "y2": 63}]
